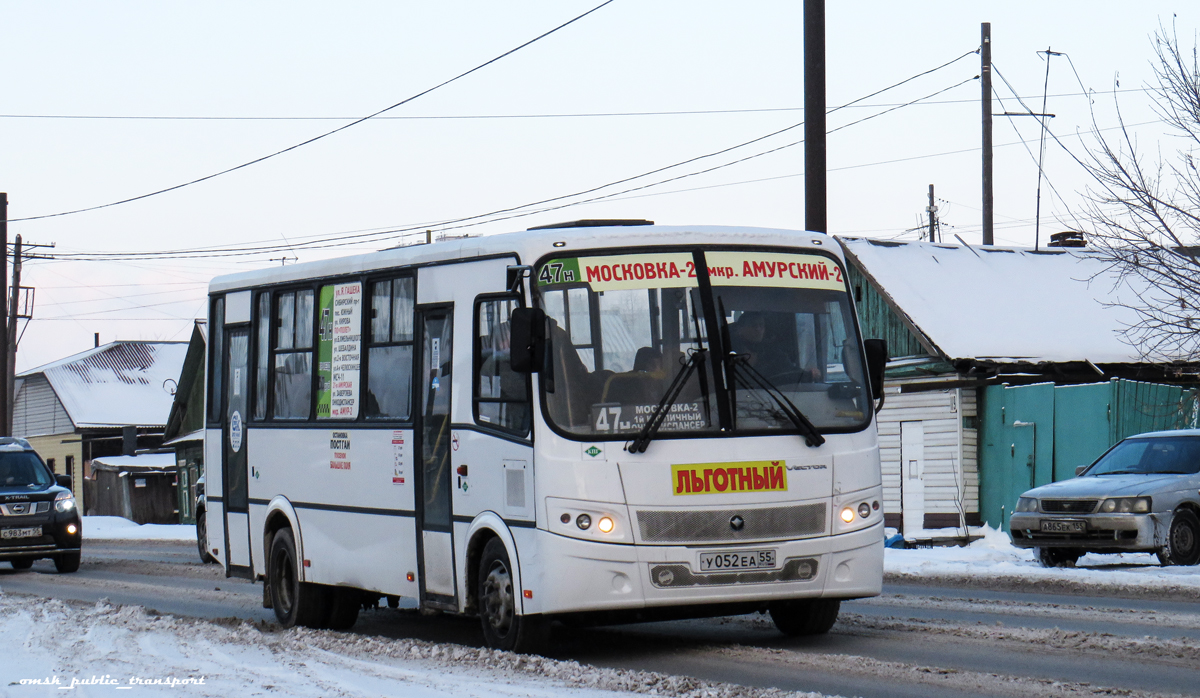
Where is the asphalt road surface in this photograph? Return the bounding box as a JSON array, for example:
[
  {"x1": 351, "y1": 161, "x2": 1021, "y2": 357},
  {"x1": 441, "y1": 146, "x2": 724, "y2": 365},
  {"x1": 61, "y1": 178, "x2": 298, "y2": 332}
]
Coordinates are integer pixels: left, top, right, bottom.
[{"x1": 4, "y1": 540, "x2": 1200, "y2": 698}]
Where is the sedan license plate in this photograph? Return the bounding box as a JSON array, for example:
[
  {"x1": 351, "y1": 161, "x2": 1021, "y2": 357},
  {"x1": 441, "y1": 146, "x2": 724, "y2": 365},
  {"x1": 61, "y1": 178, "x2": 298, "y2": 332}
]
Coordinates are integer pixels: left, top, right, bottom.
[
  {"x1": 1040, "y1": 519, "x2": 1086, "y2": 534},
  {"x1": 699, "y1": 549, "x2": 777, "y2": 572},
  {"x1": 1, "y1": 526, "x2": 42, "y2": 540}
]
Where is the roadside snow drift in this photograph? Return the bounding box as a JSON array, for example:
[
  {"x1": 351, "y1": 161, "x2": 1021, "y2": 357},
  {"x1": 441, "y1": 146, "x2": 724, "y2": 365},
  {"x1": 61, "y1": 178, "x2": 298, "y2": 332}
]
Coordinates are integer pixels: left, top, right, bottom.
[{"x1": 0, "y1": 594, "x2": 833, "y2": 698}]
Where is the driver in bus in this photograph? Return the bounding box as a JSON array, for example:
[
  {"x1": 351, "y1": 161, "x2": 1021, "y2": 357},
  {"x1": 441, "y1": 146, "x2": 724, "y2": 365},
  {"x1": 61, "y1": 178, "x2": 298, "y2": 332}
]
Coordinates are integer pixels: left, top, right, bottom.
[{"x1": 729, "y1": 311, "x2": 817, "y2": 381}]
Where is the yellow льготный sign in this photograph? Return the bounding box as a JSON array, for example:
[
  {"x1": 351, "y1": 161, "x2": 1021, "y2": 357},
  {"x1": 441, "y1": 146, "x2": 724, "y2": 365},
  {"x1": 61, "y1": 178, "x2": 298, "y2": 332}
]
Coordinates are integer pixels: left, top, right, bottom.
[{"x1": 672, "y1": 461, "x2": 788, "y2": 495}]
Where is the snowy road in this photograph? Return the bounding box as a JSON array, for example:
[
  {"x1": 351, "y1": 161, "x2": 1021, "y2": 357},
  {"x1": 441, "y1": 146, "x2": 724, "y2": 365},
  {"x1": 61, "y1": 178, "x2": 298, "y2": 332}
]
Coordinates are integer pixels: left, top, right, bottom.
[{"x1": 4, "y1": 538, "x2": 1200, "y2": 698}]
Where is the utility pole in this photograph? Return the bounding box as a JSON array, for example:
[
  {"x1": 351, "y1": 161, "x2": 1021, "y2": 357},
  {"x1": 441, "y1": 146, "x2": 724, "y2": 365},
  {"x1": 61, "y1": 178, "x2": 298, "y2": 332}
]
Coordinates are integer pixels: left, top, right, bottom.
[
  {"x1": 926, "y1": 184, "x2": 939, "y2": 243},
  {"x1": 981, "y1": 23, "x2": 994, "y2": 246},
  {"x1": 1034, "y1": 47, "x2": 1065, "y2": 252},
  {"x1": 4, "y1": 236, "x2": 52, "y2": 435},
  {"x1": 0, "y1": 194, "x2": 8, "y2": 437},
  {"x1": 804, "y1": 0, "x2": 827, "y2": 234},
  {"x1": 7, "y1": 235, "x2": 21, "y2": 436}
]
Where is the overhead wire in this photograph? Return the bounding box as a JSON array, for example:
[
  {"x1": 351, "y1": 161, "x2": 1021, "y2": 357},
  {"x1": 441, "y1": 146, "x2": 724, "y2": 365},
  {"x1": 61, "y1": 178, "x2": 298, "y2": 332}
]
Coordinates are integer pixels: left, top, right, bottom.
[
  {"x1": 51, "y1": 49, "x2": 981, "y2": 262},
  {"x1": 0, "y1": 87, "x2": 1155, "y2": 122},
  {"x1": 9, "y1": 0, "x2": 617, "y2": 223}
]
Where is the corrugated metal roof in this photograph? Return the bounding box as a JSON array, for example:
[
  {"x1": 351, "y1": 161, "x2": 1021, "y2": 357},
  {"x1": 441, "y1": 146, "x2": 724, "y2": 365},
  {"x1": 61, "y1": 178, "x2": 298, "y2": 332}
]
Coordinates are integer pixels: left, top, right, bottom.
[
  {"x1": 838, "y1": 238, "x2": 1145, "y2": 365},
  {"x1": 19, "y1": 342, "x2": 189, "y2": 428}
]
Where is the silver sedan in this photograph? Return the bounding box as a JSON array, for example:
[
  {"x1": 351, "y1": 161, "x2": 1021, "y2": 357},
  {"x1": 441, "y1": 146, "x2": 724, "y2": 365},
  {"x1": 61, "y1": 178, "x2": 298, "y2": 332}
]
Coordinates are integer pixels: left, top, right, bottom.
[{"x1": 1009, "y1": 429, "x2": 1200, "y2": 567}]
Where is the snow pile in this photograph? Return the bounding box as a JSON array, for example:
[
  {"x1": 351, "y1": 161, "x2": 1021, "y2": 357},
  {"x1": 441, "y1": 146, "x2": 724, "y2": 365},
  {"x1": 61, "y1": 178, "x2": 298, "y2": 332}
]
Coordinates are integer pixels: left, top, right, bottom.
[
  {"x1": 82, "y1": 516, "x2": 195, "y2": 541},
  {"x1": 885, "y1": 525, "x2": 1200, "y2": 595},
  {"x1": 0, "y1": 594, "x2": 836, "y2": 698}
]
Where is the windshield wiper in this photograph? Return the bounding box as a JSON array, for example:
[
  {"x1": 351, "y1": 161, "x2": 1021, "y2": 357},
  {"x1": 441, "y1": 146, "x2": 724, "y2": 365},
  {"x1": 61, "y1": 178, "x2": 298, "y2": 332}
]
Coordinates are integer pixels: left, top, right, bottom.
[
  {"x1": 627, "y1": 349, "x2": 707, "y2": 454},
  {"x1": 729, "y1": 355, "x2": 825, "y2": 447},
  {"x1": 714, "y1": 300, "x2": 823, "y2": 448}
]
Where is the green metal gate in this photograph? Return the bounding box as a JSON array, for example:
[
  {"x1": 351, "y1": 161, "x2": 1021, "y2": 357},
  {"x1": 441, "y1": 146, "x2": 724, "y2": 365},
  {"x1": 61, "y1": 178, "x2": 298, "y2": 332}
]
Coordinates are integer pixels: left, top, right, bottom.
[{"x1": 980, "y1": 379, "x2": 1197, "y2": 531}]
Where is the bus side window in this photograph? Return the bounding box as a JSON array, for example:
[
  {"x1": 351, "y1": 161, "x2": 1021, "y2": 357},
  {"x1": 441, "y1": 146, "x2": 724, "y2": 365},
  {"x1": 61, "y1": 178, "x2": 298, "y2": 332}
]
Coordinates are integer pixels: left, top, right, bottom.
[
  {"x1": 365, "y1": 277, "x2": 414, "y2": 420},
  {"x1": 253, "y1": 292, "x2": 271, "y2": 420},
  {"x1": 475, "y1": 297, "x2": 531, "y2": 435},
  {"x1": 273, "y1": 289, "x2": 314, "y2": 419}
]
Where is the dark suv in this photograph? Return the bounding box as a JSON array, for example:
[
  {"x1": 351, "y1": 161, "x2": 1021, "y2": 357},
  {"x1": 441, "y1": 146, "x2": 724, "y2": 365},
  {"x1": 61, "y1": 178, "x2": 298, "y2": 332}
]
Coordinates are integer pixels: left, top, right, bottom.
[{"x1": 0, "y1": 438, "x2": 82, "y2": 572}]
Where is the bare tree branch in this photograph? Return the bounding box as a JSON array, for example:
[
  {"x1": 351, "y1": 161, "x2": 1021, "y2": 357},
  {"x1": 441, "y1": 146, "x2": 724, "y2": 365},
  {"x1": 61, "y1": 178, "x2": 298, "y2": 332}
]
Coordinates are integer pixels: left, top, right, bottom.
[{"x1": 1080, "y1": 21, "x2": 1200, "y2": 362}]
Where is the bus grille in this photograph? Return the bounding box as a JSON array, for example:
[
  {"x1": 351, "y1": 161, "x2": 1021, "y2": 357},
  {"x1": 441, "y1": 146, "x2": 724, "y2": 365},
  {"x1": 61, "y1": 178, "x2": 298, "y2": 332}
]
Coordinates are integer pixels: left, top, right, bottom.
[
  {"x1": 650, "y1": 557, "x2": 819, "y2": 588},
  {"x1": 636, "y1": 503, "x2": 826, "y2": 544}
]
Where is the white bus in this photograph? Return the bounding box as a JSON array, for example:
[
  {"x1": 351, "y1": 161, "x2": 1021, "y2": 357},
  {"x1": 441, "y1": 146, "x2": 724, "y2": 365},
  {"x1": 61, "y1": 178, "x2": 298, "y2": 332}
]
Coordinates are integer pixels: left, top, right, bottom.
[{"x1": 202, "y1": 221, "x2": 887, "y2": 651}]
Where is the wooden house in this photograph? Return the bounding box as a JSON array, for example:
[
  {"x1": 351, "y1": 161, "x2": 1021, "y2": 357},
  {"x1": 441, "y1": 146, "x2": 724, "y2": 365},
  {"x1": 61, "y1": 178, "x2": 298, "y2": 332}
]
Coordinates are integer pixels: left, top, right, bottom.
[{"x1": 838, "y1": 237, "x2": 1197, "y2": 539}]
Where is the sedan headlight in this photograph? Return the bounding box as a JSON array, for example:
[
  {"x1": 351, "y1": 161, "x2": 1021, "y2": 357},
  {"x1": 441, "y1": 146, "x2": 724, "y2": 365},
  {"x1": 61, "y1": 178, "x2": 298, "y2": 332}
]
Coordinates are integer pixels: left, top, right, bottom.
[
  {"x1": 1098, "y1": 496, "x2": 1151, "y2": 514},
  {"x1": 1015, "y1": 497, "x2": 1038, "y2": 513},
  {"x1": 54, "y1": 490, "x2": 76, "y2": 513}
]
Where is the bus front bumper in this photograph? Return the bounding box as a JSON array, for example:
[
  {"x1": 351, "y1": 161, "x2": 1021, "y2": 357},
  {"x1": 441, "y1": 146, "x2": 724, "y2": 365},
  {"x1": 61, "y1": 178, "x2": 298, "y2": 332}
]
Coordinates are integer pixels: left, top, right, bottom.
[{"x1": 523, "y1": 522, "x2": 883, "y2": 616}]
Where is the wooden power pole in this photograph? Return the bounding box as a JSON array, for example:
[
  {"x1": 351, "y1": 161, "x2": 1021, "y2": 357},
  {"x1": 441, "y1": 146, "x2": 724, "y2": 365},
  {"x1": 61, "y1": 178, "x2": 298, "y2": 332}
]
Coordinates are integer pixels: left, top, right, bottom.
[
  {"x1": 804, "y1": 0, "x2": 827, "y2": 234},
  {"x1": 0, "y1": 195, "x2": 8, "y2": 437},
  {"x1": 981, "y1": 23, "x2": 994, "y2": 246}
]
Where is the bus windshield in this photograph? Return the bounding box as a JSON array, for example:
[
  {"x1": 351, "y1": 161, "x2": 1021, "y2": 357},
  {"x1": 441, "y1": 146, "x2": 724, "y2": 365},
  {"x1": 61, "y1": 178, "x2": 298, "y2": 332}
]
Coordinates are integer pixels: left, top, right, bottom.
[{"x1": 536, "y1": 249, "x2": 872, "y2": 440}]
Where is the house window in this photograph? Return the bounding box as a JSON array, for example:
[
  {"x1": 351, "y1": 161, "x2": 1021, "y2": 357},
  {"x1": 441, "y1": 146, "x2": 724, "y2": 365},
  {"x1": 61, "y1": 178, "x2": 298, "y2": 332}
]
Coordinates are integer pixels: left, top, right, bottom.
[
  {"x1": 46, "y1": 457, "x2": 56, "y2": 473},
  {"x1": 474, "y1": 297, "x2": 530, "y2": 435},
  {"x1": 273, "y1": 289, "x2": 314, "y2": 419},
  {"x1": 365, "y1": 277, "x2": 414, "y2": 420}
]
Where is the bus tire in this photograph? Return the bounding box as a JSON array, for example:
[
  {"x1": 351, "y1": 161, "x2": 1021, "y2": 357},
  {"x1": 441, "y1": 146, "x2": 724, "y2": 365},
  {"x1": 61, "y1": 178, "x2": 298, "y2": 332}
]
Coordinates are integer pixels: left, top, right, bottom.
[
  {"x1": 769, "y1": 598, "x2": 840, "y2": 636},
  {"x1": 324, "y1": 588, "x2": 361, "y2": 630},
  {"x1": 478, "y1": 537, "x2": 546, "y2": 653},
  {"x1": 196, "y1": 510, "x2": 216, "y2": 564},
  {"x1": 268, "y1": 528, "x2": 327, "y2": 628}
]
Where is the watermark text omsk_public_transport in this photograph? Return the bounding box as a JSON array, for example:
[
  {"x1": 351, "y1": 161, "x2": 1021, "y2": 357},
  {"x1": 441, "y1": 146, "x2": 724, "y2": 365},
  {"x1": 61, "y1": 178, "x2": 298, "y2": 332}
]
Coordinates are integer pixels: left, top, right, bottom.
[{"x1": 16, "y1": 675, "x2": 207, "y2": 690}]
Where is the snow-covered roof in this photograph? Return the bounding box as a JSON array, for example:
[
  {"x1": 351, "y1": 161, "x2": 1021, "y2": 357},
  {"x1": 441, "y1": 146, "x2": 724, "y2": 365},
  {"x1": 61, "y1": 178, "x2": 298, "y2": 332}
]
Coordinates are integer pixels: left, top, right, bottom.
[
  {"x1": 838, "y1": 238, "x2": 1145, "y2": 365},
  {"x1": 19, "y1": 342, "x2": 189, "y2": 428},
  {"x1": 90, "y1": 453, "x2": 178, "y2": 469}
]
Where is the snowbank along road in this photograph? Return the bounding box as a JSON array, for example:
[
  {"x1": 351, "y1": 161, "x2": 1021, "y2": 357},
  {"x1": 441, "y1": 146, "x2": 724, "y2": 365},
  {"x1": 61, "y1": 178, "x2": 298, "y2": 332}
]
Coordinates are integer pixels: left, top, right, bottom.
[{"x1": 3, "y1": 539, "x2": 1200, "y2": 698}]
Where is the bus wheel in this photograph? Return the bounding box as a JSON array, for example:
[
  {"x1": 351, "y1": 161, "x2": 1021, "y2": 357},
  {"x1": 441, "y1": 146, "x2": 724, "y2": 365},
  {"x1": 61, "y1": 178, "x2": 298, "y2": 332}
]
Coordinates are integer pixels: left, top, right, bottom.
[
  {"x1": 478, "y1": 537, "x2": 546, "y2": 653},
  {"x1": 769, "y1": 598, "x2": 840, "y2": 636},
  {"x1": 196, "y1": 510, "x2": 216, "y2": 564},
  {"x1": 324, "y1": 588, "x2": 361, "y2": 630},
  {"x1": 269, "y1": 528, "x2": 327, "y2": 628}
]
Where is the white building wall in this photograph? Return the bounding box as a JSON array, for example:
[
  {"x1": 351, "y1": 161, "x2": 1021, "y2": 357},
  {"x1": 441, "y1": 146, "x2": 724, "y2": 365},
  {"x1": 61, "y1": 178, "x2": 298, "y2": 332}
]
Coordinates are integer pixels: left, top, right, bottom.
[{"x1": 877, "y1": 377, "x2": 978, "y2": 532}]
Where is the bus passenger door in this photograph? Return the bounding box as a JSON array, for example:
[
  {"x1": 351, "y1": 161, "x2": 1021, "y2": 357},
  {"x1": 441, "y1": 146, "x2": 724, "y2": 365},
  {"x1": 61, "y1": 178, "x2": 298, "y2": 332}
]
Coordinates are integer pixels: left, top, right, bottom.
[
  {"x1": 416, "y1": 306, "x2": 457, "y2": 608},
  {"x1": 223, "y1": 327, "x2": 254, "y2": 578}
]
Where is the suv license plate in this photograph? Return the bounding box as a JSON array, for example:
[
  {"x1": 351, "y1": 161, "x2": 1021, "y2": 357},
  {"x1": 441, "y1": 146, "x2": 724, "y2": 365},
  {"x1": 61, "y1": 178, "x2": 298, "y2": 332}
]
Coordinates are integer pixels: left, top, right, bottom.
[
  {"x1": 1040, "y1": 519, "x2": 1086, "y2": 533},
  {"x1": 699, "y1": 549, "x2": 777, "y2": 572},
  {"x1": 1, "y1": 526, "x2": 42, "y2": 540}
]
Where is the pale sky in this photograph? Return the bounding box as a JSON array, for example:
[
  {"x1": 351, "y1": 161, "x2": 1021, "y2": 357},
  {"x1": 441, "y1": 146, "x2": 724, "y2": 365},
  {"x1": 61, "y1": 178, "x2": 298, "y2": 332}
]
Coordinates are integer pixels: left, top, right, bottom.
[{"x1": 1, "y1": 1, "x2": 1194, "y2": 371}]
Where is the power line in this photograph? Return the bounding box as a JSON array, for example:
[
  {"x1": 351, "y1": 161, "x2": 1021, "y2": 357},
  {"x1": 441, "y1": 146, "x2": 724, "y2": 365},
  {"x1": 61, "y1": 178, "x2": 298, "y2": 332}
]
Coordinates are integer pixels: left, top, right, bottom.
[
  {"x1": 50, "y1": 50, "x2": 981, "y2": 262},
  {"x1": 9, "y1": 0, "x2": 616, "y2": 223},
  {"x1": 0, "y1": 88, "x2": 1155, "y2": 122}
]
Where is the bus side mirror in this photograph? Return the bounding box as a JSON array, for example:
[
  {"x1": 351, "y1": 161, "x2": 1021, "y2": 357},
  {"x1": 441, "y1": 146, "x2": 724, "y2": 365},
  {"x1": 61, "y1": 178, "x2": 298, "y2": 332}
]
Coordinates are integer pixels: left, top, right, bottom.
[
  {"x1": 510, "y1": 307, "x2": 546, "y2": 373},
  {"x1": 863, "y1": 339, "x2": 887, "y2": 401}
]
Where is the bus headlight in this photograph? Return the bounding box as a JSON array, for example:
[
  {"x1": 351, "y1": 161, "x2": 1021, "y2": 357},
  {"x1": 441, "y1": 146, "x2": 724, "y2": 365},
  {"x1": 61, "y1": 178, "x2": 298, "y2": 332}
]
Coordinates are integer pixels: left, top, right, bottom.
[
  {"x1": 597, "y1": 516, "x2": 614, "y2": 533},
  {"x1": 54, "y1": 490, "x2": 76, "y2": 513},
  {"x1": 840, "y1": 507, "x2": 856, "y2": 524},
  {"x1": 576, "y1": 514, "x2": 592, "y2": 530}
]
